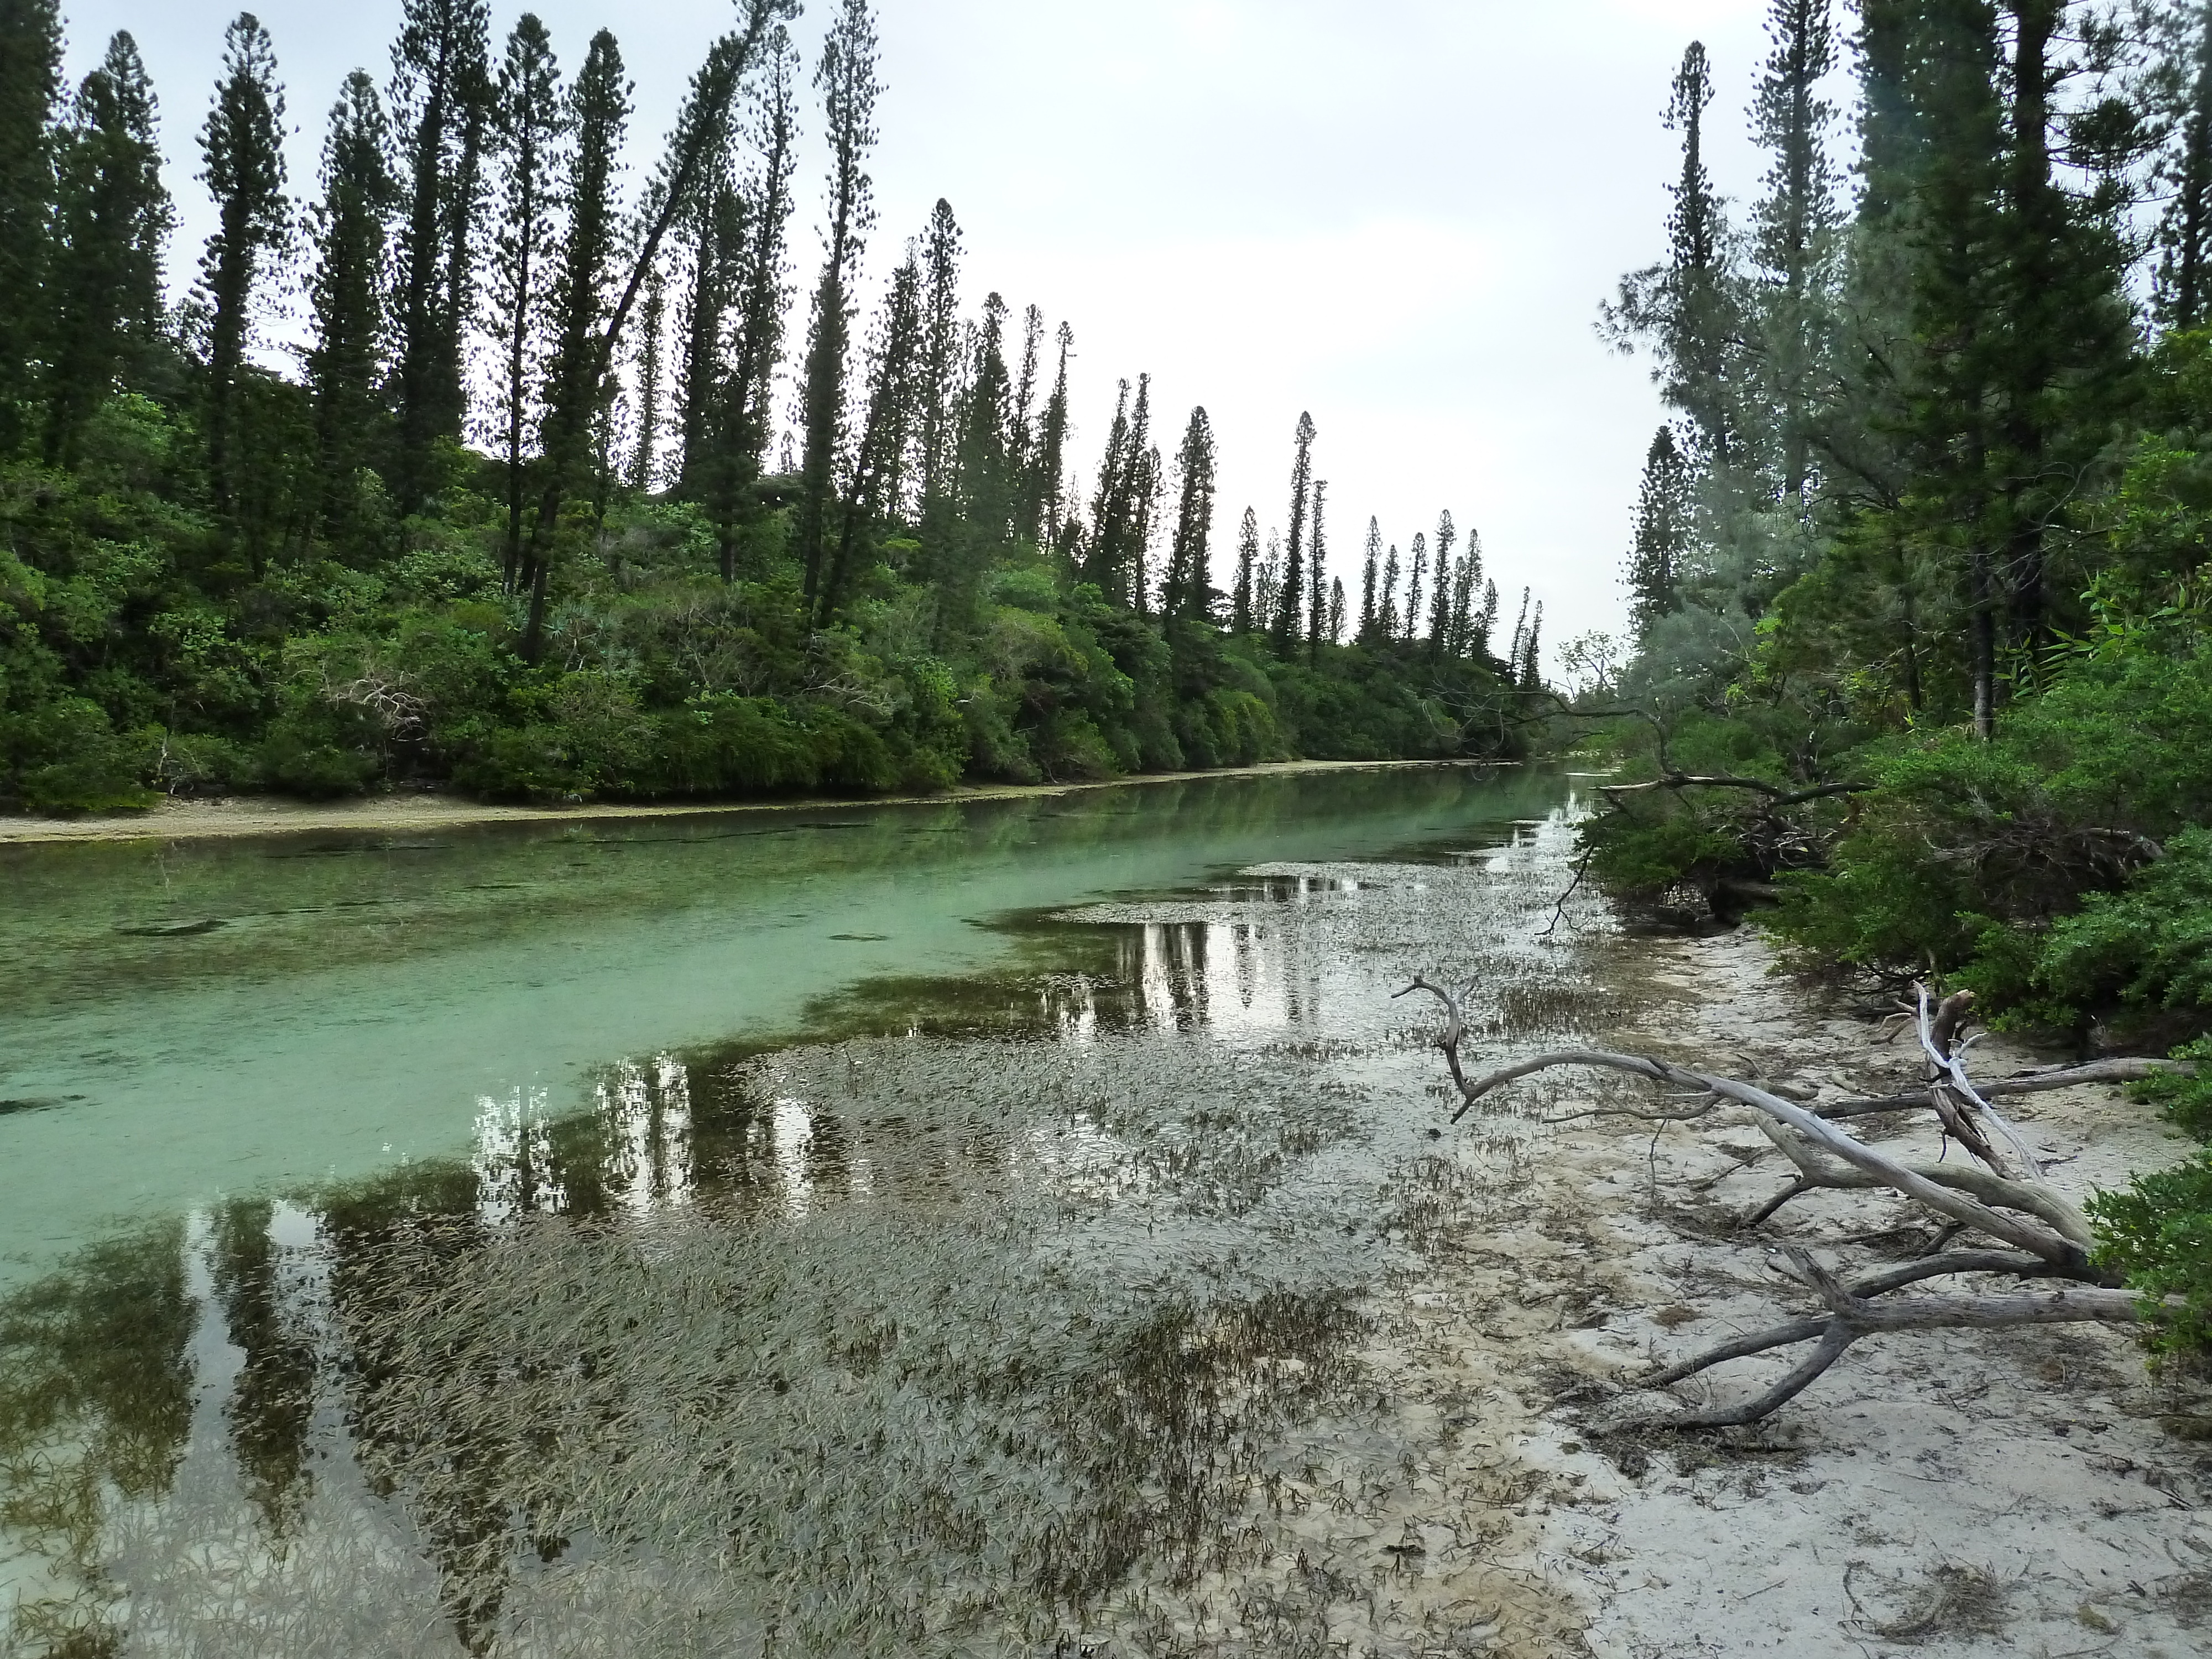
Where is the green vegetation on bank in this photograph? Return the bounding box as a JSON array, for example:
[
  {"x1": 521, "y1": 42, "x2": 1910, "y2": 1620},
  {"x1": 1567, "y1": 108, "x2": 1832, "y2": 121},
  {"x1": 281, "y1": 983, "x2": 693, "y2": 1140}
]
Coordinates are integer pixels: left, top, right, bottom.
[
  {"x1": 0, "y1": 1, "x2": 1535, "y2": 818},
  {"x1": 1577, "y1": 0, "x2": 2212, "y2": 1360}
]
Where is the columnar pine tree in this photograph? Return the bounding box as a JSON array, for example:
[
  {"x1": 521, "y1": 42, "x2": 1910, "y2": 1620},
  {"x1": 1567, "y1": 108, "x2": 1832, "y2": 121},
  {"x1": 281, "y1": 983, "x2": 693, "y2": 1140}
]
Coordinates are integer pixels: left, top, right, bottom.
[
  {"x1": 1008, "y1": 302, "x2": 1042, "y2": 518},
  {"x1": 1427, "y1": 508, "x2": 1456, "y2": 655},
  {"x1": 1163, "y1": 405, "x2": 1215, "y2": 619},
  {"x1": 1663, "y1": 42, "x2": 1735, "y2": 468},
  {"x1": 796, "y1": 0, "x2": 880, "y2": 612},
  {"x1": 486, "y1": 12, "x2": 563, "y2": 590},
  {"x1": 1232, "y1": 505, "x2": 1258, "y2": 632},
  {"x1": 822, "y1": 248, "x2": 921, "y2": 617},
  {"x1": 1359, "y1": 516, "x2": 1380, "y2": 639},
  {"x1": 1474, "y1": 577, "x2": 1499, "y2": 660},
  {"x1": 1749, "y1": 0, "x2": 1838, "y2": 506},
  {"x1": 1128, "y1": 431, "x2": 1162, "y2": 617},
  {"x1": 1606, "y1": 41, "x2": 1740, "y2": 477},
  {"x1": 1520, "y1": 599, "x2": 1543, "y2": 688},
  {"x1": 1305, "y1": 478, "x2": 1328, "y2": 659},
  {"x1": 1380, "y1": 542, "x2": 1400, "y2": 638},
  {"x1": 196, "y1": 13, "x2": 289, "y2": 524},
  {"x1": 305, "y1": 71, "x2": 395, "y2": 539},
  {"x1": 1404, "y1": 533, "x2": 1427, "y2": 645},
  {"x1": 46, "y1": 32, "x2": 172, "y2": 468},
  {"x1": 1449, "y1": 528, "x2": 1481, "y2": 655},
  {"x1": 0, "y1": 0, "x2": 62, "y2": 452},
  {"x1": 915, "y1": 198, "x2": 962, "y2": 535},
  {"x1": 1086, "y1": 373, "x2": 1156, "y2": 608},
  {"x1": 1256, "y1": 528, "x2": 1281, "y2": 633},
  {"x1": 441, "y1": 59, "x2": 491, "y2": 450},
  {"x1": 1989, "y1": 0, "x2": 2133, "y2": 667},
  {"x1": 1327, "y1": 577, "x2": 1344, "y2": 645},
  {"x1": 675, "y1": 180, "x2": 732, "y2": 494},
  {"x1": 1626, "y1": 425, "x2": 1692, "y2": 639},
  {"x1": 2157, "y1": 2, "x2": 2212, "y2": 329},
  {"x1": 1123, "y1": 378, "x2": 1156, "y2": 607},
  {"x1": 956, "y1": 291, "x2": 1014, "y2": 551},
  {"x1": 1027, "y1": 320, "x2": 1072, "y2": 546},
  {"x1": 1087, "y1": 378, "x2": 1131, "y2": 593},
  {"x1": 388, "y1": 0, "x2": 491, "y2": 513},
  {"x1": 1883, "y1": 0, "x2": 2006, "y2": 735},
  {"x1": 1271, "y1": 411, "x2": 1314, "y2": 654},
  {"x1": 712, "y1": 24, "x2": 799, "y2": 554}
]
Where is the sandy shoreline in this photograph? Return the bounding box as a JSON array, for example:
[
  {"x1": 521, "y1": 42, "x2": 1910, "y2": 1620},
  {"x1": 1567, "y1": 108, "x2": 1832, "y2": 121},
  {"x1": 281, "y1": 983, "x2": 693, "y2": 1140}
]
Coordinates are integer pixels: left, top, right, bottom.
[
  {"x1": 1451, "y1": 928, "x2": 2212, "y2": 1656},
  {"x1": 0, "y1": 757, "x2": 1480, "y2": 847}
]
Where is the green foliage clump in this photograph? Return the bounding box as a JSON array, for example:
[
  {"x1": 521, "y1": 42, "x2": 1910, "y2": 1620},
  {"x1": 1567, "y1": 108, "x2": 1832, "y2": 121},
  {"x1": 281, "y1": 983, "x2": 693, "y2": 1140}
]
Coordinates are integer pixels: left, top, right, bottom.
[
  {"x1": 1765, "y1": 638, "x2": 2212, "y2": 1024},
  {"x1": 2038, "y1": 832, "x2": 2212, "y2": 1022},
  {"x1": 1580, "y1": 705, "x2": 1857, "y2": 900},
  {"x1": 0, "y1": 696, "x2": 156, "y2": 812},
  {"x1": 2090, "y1": 1048, "x2": 2212, "y2": 1363}
]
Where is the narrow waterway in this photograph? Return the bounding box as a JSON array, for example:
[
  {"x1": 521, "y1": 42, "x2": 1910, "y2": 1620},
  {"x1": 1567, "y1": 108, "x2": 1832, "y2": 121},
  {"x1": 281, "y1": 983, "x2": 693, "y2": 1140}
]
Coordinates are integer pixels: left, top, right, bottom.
[{"x1": 1, "y1": 764, "x2": 1614, "y2": 1657}]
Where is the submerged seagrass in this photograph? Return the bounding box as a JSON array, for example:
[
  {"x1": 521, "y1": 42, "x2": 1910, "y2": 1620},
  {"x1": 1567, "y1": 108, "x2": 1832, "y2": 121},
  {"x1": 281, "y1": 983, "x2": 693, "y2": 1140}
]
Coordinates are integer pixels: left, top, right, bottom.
[{"x1": 0, "y1": 766, "x2": 1613, "y2": 1655}]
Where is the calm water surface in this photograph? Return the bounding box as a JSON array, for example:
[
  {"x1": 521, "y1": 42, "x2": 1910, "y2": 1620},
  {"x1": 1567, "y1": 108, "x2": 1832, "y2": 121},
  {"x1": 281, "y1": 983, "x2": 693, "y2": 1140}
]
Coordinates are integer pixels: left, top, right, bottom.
[
  {"x1": 0, "y1": 764, "x2": 1605, "y2": 1657},
  {"x1": 2, "y1": 765, "x2": 1563, "y2": 1286}
]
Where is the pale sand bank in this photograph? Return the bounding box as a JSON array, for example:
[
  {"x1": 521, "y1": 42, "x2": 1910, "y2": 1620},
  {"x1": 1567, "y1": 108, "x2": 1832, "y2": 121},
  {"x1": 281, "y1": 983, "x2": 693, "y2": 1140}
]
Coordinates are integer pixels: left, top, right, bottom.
[
  {"x1": 1450, "y1": 930, "x2": 2209, "y2": 1656},
  {"x1": 0, "y1": 757, "x2": 1476, "y2": 846}
]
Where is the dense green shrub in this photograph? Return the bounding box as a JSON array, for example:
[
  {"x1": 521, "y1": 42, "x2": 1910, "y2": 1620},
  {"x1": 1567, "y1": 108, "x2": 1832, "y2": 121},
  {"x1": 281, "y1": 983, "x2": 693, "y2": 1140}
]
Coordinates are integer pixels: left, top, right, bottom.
[
  {"x1": 1765, "y1": 639, "x2": 2212, "y2": 1014},
  {"x1": 0, "y1": 389, "x2": 1531, "y2": 819},
  {"x1": 0, "y1": 697, "x2": 156, "y2": 812},
  {"x1": 2090, "y1": 1052, "x2": 2212, "y2": 1364},
  {"x1": 2037, "y1": 831, "x2": 2212, "y2": 1022}
]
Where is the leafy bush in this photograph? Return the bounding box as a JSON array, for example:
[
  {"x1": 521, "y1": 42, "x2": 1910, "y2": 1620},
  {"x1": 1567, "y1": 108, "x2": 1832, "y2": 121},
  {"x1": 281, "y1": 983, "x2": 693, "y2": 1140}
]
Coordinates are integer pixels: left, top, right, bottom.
[
  {"x1": 0, "y1": 390, "x2": 1531, "y2": 818},
  {"x1": 0, "y1": 697, "x2": 156, "y2": 812},
  {"x1": 2037, "y1": 830, "x2": 2212, "y2": 1022},
  {"x1": 1766, "y1": 639, "x2": 2212, "y2": 1011},
  {"x1": 2090, "y1": 1051, "x2": 2212, "y2": 1364}
]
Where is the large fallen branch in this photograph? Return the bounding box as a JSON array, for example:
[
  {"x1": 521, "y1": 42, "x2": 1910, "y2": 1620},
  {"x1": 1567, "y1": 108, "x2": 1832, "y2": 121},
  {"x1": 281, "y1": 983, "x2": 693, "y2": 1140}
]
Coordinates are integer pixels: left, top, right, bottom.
[
  {"x1": 1596, "y1": 773, "x2": 1871, "y2": 808},
  {"x1": 1819, "y1": 1056, "x2": 2187, "y2": 1118},
  {"x1": 1400, "y1": 975, "x2": 2153, "y2": 1428}
]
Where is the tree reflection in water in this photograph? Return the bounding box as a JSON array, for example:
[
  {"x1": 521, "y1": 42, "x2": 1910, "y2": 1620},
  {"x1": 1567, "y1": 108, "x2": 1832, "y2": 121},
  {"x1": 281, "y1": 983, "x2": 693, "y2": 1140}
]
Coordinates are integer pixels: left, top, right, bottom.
[{"x1": 0, "y1": 798, "x2": 1606, "y2": 1656}]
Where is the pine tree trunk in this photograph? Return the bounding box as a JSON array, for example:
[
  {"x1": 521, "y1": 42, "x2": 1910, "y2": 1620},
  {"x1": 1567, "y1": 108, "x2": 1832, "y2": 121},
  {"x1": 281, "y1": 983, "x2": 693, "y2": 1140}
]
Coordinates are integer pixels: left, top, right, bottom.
[{"x1": 1970, "y1": 545, "x2": 1997, "y2": 742}]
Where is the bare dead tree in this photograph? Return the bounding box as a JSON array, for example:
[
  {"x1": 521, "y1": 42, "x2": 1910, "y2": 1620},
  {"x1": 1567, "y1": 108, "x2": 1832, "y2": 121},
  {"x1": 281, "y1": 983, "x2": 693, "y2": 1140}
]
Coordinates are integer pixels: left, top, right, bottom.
[{"x1": 1400, "y1": 976, "x2": 2178, "y2": 1428}]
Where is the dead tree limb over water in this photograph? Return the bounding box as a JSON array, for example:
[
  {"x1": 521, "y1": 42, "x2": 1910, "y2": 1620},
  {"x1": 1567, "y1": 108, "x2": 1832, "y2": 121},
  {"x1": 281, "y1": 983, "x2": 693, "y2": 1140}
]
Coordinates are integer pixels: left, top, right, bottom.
[{"x1": 1400, "y1": 976, "x2": 2178, "y2": 1429}]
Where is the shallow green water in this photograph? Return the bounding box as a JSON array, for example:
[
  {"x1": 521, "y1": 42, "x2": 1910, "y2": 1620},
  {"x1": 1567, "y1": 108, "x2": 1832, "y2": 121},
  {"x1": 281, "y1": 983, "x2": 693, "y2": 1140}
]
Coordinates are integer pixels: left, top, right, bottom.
[
  {"x1": 0, "y1": 765, "x2": 1566, "y2": 1288},
  {"x1": 0, "y1": 764, "x2": 1610, "y2": 1657}
]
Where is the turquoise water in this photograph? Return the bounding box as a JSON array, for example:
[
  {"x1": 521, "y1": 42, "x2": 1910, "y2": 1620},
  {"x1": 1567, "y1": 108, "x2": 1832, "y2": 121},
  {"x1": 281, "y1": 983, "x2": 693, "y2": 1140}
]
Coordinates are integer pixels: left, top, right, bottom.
[
  {"x1": 0, "y1": 764, "x2": 1604, "y2": 1656},
  {"x1": 0, "y1": 765, "x2": 1571, "y2": 1290}
]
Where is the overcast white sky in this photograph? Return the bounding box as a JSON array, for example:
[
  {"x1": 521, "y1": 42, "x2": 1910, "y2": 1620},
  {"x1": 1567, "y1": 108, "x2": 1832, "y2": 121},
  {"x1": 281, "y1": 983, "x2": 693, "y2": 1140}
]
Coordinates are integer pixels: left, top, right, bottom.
[{"x1": 61, "y1": 0, "x2": 1837, "y2": 658}]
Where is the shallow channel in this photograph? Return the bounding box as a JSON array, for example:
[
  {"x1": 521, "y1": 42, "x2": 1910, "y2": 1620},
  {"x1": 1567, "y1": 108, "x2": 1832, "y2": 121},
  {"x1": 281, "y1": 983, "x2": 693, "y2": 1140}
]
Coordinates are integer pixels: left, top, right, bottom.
[{"x1": 1, "y1": 763, "x2": 1612, "y2": 1656}]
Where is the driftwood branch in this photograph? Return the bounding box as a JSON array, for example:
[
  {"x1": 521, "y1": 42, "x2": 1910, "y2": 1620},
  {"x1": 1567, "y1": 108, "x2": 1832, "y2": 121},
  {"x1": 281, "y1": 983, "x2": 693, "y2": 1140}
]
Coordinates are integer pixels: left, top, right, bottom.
[
  {"x1": 1818, "y1": 1056, "x2": 2186, "y2": 1118},
  {"x1": 1438, "y1": 1040, "x2": 2091, "y2": 1267},
  {"x1": 1597, "y1": 773, "x2": 1871, "y2": 808},
  {"x1": 1634, "y1": 1244, "x2": 2137, "y2": 1429},
  {"x1": 1403, "y1": 975, "x2": 2156, "y2": 1428}
]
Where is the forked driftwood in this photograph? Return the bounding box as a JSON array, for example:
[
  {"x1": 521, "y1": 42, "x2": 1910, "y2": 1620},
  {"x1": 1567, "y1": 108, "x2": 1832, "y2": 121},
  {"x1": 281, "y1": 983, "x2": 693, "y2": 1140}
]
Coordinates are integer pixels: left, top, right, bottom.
[{"x1": 1398, "y1": 975, "x2": 2162, "y2": 1428}]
